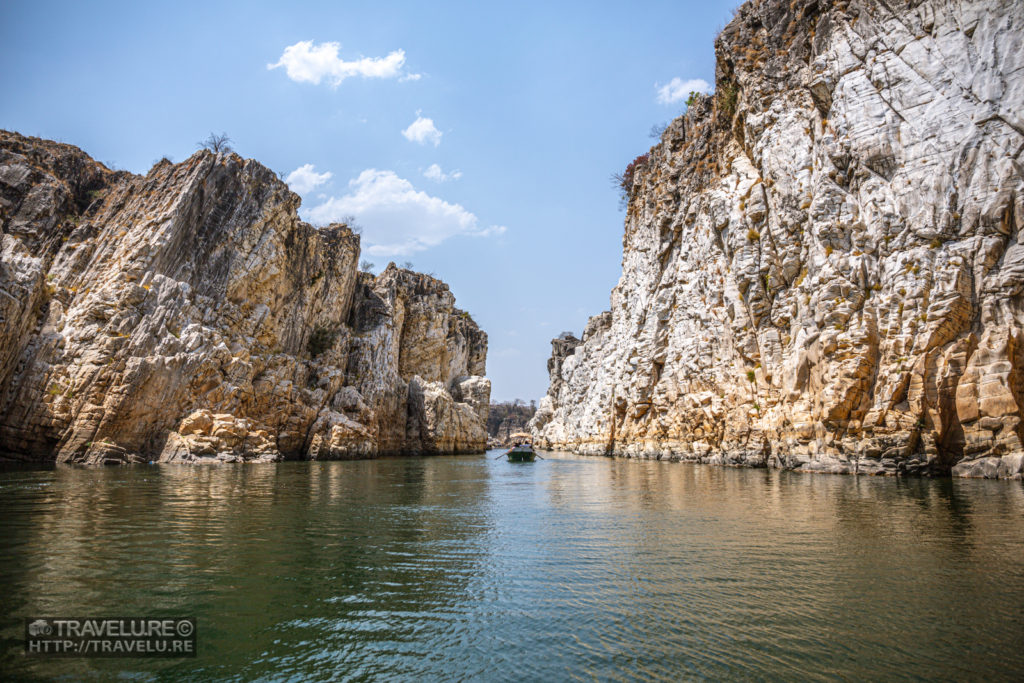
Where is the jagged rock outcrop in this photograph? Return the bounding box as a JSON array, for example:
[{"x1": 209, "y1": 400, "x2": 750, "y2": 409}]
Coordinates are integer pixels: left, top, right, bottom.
[
  {"x1": 0, "y1": 131, "x2": 489, "y2": 464},
  {"x1": 533, "y1": 0, "x2": 1024, "y2": 478}
]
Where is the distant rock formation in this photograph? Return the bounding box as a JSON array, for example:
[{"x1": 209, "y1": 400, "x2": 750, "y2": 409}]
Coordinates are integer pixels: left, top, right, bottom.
[
  {"x1": 0, "y1": 131, "x2": 489, "y2": 463},
  {"x1": 533, "y1": 0, "x2": 1024, "y2": 478},
  {"x1": 486, "y1": 400, "x2": 536, "y2": 447}
]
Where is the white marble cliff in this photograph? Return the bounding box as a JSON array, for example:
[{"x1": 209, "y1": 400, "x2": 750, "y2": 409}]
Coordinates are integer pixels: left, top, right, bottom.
[{"x1": 533, "y1": 0, "x2": 1024, "y2": 478}]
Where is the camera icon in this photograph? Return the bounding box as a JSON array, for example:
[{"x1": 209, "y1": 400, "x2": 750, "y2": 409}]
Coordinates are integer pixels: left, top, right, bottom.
[{"x1": 28, "y1": 619, "x2": 52, "y2": 636}]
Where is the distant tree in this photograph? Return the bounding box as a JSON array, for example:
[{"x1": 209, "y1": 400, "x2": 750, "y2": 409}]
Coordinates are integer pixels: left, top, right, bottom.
[
  {"x1": 401, "y1": 261, "x2": 414, "y2": 269},
  {"x1": 340, "y1": 214, "x2": 363, "y2": 235},
  {"x1": 198, "y1": 132, "x2": 232, "y2": 154},
  {"x1": 685, "y1": 91, "x2": 700, "y2": 108},
  {"x1": 649, "y1": 122, "x2": 668, "y2": 138},
  {"x1": 360, "y1": 260, "x2": 375, "y2": 272}
]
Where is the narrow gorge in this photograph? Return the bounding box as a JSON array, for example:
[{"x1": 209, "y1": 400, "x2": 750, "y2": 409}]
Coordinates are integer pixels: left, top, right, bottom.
[
  {"x1": 0, "y1": 131, "x2": 490, "y2": 464},
  {"x1": 532, "y1": 0, "x2": 1024, "y2": 478}
]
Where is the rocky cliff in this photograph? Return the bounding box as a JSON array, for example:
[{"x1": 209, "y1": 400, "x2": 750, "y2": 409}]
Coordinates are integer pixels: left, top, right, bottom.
[
  {"x1": 0, "y1": 131, "x2": 489, "y2": 464},
  {"x1": 486, "y1": 400, "x2": 536, "y2": 446},
  {"x1": 532, "y1": 0, "x2": 1024, "y2": 478}
]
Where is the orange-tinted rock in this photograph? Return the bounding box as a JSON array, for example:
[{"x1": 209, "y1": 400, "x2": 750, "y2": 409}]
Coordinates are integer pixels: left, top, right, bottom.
[{"x1": 0, "y1": 132, "x2": 489, "y2": 464}]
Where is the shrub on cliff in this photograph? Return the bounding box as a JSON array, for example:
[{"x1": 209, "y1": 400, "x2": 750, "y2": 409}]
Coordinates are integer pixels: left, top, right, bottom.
[
  {"x1": 307, "y1": 324, "x2": 338, "y2": 358},
  {"x1": 717, "y1": 82, "x2": 738, "y2": 119},
  {"x1": 611, "y1": 153, "x2": 650, "y2": 208}
]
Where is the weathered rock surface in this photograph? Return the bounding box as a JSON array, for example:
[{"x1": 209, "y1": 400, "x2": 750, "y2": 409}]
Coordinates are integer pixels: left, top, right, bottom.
[
  {"x1": 533, "y1": 0, "x2": 1024, "y2": 478},
  {"x1": 0, "y1": 131, "x2": 489, "y2": 464}
]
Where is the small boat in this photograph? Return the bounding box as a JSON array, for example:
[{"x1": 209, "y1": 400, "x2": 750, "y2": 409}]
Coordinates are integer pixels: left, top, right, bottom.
[{"x1": 506, "y1": 443, "x2": 536, "y2": 462}]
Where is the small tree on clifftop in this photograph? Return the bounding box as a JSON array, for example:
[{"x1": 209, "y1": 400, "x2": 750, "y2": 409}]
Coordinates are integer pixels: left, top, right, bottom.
[{"x1": 198, "y1": 132, "x2": 233, "y2": 154}]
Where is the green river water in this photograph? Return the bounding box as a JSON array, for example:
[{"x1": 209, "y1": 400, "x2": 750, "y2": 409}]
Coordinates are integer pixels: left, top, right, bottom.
[{"x1": 1, "y1": 451, "x2": 1022, "y2": 681}]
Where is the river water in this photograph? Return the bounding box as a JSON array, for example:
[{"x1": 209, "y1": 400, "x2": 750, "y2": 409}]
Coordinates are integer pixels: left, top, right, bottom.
[{"x1": 1, "y1": 451, "x2": 1022, "y2": 681}]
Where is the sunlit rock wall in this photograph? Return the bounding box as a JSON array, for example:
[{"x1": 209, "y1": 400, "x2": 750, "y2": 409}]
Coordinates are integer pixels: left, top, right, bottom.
[
  {"x1": 0, "y1": 131, "x2": 489, "y2": 463},
  {"x1": 533, "y1": 0, "x2": 1024, "y2": 478}
]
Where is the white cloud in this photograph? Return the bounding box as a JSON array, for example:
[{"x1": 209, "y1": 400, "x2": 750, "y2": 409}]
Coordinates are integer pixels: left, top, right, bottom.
[
  {"x1": 423, "y1": 163, "x2": 462, "y2": 182},
  {"x1": 268, "y1": 41, "x2": 409, "y2": 87},
  {"x1": 399, "y1": 73, "x2": 422, "y2": 82},
  {"x1": 402, "y1": 116, "x2": 442, "y2": 146},
  {"x1": 656, "y1": 77, "x2": 711, "y2": 105},
  {"x1": 285, "y1": 164, "x2": 332, "y2": 194},
  {"x1": 474, "y1": 224, "x2": 506, "y2": 237},
  {"x1": 306, "y1": 169, "x2": 504, "y2": 257}
]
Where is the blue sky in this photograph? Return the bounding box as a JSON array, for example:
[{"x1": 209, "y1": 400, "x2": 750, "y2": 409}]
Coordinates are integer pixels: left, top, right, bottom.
[{"x1": 1, "y1": 0, "x2": 737, "y2": 402}]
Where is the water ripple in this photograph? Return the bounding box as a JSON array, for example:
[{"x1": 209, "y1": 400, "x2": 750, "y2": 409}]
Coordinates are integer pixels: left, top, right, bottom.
[{"x1": 0, "y1": 455, "x2": 1022, "y2": 680}]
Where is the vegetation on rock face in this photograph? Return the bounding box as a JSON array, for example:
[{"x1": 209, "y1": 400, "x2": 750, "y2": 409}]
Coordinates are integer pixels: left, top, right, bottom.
[
  {"x1": 717, "y1": 82, "x2": 738, "y2": 119},
  {"x1": 612, "y1": 153, "x2": 650, "y2": 208},
  {"x1": 307, "y1": 324, "x2": 338, "y2": 358}
]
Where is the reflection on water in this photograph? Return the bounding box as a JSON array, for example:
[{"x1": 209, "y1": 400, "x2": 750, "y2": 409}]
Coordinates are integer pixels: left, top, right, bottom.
[{"x1": 1, "y1": 453, "x2": 1022, "y2": 681}]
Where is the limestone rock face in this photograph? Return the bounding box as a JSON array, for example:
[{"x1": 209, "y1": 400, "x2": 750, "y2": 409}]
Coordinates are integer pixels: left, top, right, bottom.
[
  {"x1": 533, "y1": 0, "x2": 1024, "y2": 478},
  {"x1": 0, "y1": 131, "x2": 489, "y2": 464}
]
